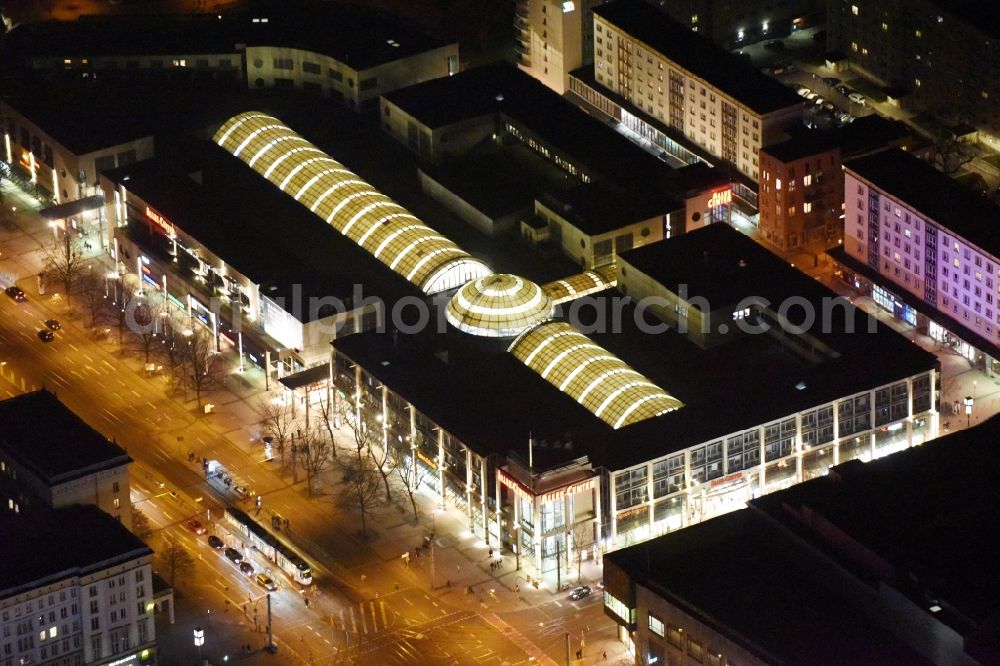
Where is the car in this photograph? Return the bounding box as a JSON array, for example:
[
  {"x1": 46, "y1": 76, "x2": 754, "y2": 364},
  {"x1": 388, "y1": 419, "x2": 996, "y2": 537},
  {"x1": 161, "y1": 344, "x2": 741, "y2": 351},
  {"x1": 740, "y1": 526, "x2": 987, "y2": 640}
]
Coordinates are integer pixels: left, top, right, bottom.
[
  {"x1": 838, "y1": 112, "x2": 853, "y2": 123},
  {"x1": 224, "y1": 547, "x2": 243, "y2": 563},
  {"x1": 5, "y1": 286, "x2": 26, "y2": 302},
  {"x1": 37, "y1": 329, "x2": 54, "y2": 342},
  {"x1": 804, "y1": 92, "x2": 819, "y2": 101},
  {"x1": 821, "y1": 76, "x2": 841, "y2": 86},
  {"x1": 186, "y1": 519, "x2": 206, "y2": 535},
  {"x1": 823, "y1": 102, "x2": 836, "y2": 111},
  {"x1": 835, "y1": 84, "x2": 851, "y2": 96},
  {"x1": 239, "y1": 561, "x2": 254, "y2": 575},
  {"x1": 813, "y1": 96, "x2": 826, "y2": 105},
  {"x1": 569, "y1": 585, "x2": 592, "y2": 601},
  {"x1": 764, "y1": 40, "x2": 785, "y2": 51},
  {"x1": 796, "y1": 86, "x2": 811, "y2": 97},
  {"x1": 207, "y1": 535, "x2": 224, "y2": 549},
  {"x1": 44, "y1": 319, "x2": 60, "y2": 330},
  {"x1": 848, "y1": 92, "x2": 867, "y2": 105},
  {"x1": 255, "y1": 573, "x2": 278, "y2": 591}
]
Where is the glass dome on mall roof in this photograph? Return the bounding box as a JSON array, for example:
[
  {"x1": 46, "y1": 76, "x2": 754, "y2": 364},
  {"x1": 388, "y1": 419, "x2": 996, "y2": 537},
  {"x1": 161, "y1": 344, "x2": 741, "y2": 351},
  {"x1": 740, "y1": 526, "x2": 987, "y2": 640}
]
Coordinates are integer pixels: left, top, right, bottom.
[{"x1": 445, "y1": 274, "x2": 553, "y2": 338}]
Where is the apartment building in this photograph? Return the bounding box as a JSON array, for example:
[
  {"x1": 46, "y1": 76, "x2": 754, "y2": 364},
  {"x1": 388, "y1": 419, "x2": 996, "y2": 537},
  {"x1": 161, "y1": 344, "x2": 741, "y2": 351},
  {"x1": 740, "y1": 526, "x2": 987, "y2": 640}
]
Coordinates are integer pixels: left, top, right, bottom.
[
  {"x1": 515, "y1": 0, "x2": 604, "y2": 94},
  {"x1": 0, "y1": 505, "x2": 156, "y2": 666},
  {"x1": 827, "y1": 0, "x2": 1000, "y2": 149},
  {"x1": 591, "y1": 0, "x2": 803, "y2": 180},
  {"x1": 833, "y1": 148, "x2": 1000, "y2": 370},
  {"x1": 0, "y1": 391, "x2": 132, "y2": 529},
  {"x1": 649, "y1": 0, "x2": 824, "y2": 49}
]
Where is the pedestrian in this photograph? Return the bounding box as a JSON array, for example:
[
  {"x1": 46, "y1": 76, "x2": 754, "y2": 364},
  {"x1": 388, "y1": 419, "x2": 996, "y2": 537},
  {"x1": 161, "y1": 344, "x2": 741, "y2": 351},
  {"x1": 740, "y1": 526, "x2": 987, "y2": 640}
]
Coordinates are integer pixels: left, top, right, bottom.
[
  {"x1": 304, "y1": 598, "x2": 310, "y2": 607},
  {"x1": 515, "y1": 584, "x2": 520, "y2": 594},
  {"x1": 394, "y1": 582, "x2": 399, "y2": 591},
  {"x1": 488, "y1": 548, "x2": 493, "y2": 558},
  {"x1": 577, "y1": 649, "x2": 582, "y2": 659},
  {"x1": 603, "y1": 650, "x2": 607, "y2": 660},
  {"x1": 361, "y1": 574, "x2": 367, "y2": 584}
]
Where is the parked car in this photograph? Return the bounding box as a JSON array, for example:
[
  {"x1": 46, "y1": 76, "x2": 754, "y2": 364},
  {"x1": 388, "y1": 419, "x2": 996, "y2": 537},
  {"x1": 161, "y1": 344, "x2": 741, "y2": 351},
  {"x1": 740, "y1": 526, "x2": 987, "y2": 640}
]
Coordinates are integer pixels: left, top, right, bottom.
[
  {"x1": 37, "y1": 329, "x2": 54, "y2": 342},
  {"x1": 764, "y1": 40, "x2": 785, "y2": 51},
  {"x1": 796, "y1": 86, "x2": 811, "y2": 97},
  {"x1": 835, "y1": 84, "x2": 852, "y2": 97},
  {"x1": 848, "y1": 92, "x2": 867, "y2": 105},
  {"x1": 569, "y1": 585, "x2": 593, "y2": 600},
  {"x1": 256, "y1": 573, "x2": 278, "y2": 591},
  {"x1": 821, "y1": 76, "x2": 841, "y2": 86},
  {"x1": 44, "y1": 319, "x2": 61, "y2": 330},
  {"x1": 207, "y1": 535, "x2": 224, "y2": 549},
  {"x1": 224, "y1": 547, "x2": 243, "y2": 563},
  {"x1": 239, "y1": 561, "x2": 254, "y2": 575},
  {"x1": 838, "y1": 112, "x2": 853, "y2": 123},
  {"x1": 805, "y1": 92, "x2": 819, "y2": 101},
  {"x1": 5, "y1": 285, "x2": 26, "y2": 302},
  {"x1": 186, "y1": 519, "x2": 206, "y2": 535}
]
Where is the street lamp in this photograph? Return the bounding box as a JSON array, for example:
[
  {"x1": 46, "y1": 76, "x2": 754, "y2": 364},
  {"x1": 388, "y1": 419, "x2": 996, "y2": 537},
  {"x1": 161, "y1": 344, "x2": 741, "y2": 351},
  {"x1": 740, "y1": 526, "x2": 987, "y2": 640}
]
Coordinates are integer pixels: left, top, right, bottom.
[
  {"x1": 964, "y1": 395, "x2": 974, "y2": 427},
  {"x1": 193, "y1": 627, "x2": 205, "y2": 661}
]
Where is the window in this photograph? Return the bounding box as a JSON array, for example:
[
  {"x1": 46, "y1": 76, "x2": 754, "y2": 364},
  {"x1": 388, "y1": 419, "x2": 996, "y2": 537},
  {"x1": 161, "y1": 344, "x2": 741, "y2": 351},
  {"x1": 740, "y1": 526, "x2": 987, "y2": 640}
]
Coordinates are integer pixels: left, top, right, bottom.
[
  {"x1": 649, "y1": 613, "x2": 665, "y2": 637},
  {"x1": 302, "y1": 61, "x2": 321, "y2": 75},
  {"x1": 803, "y1": 202, "x2": 813, "y2": 213},
  {"x1": 851, "y1": 4, "x2": 859, "y2": 14},
  {"x1": 803, "y1": 174, "x2": 812, "y2": 186},
  {"x1": 273, "y1": 58, "x2": 294, "y2": 70},
  {"x1": 328, "y1": 68, "x2": 343, "y2": 81}
]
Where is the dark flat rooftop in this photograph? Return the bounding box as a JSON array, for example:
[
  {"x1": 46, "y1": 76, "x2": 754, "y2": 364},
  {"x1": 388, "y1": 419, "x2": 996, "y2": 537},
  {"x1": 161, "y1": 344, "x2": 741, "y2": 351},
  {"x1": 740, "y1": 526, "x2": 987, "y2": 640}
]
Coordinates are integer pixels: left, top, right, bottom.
[
  {"x1": 2, "y1": 4, "x2": 449, "y2": 71},
  {"x1": 932, "y1": 0, "x2": 1000, "y2": 39},
  {"x1": 845, "y1": 148, "x2": 1000, "y2": 258},
  {"x1": 335, "y1": 226, "x2": 937, "y2": 471},
  {"x1": 0, "y1": 505, "x2": 151, "y2": 595},
  {"x1": 605, "y1": 511, "x2": 933, "y2": 665},
  {"x1": 103, "y1": 143, "x2": 422, "y2": 320},
  {"x1": 764, "y1": 115, "x2": 913, "y2": 163},
  {"x1": 383, "y1": 62, "x2": 673, "y2": 187},
  {"x1": 0, "y1": 390, "x2": 131, "y2": 485},
  {"x1": 592, "y1": 0, "x2": 803, "y2": 116},
  {"x1": 752, "y1": 415, "x2": 1000, "y2": 647}
]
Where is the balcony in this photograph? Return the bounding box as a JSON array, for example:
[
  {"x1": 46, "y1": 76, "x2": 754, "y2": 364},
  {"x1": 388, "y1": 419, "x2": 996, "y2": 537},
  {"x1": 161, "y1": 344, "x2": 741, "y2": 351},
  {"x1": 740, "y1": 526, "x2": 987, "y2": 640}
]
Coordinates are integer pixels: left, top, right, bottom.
[
  {"x1": 514, "y1": 1, "x2": 529, "y2": 21},
  {"x1": 514, "y1": 16, "x2": 529, "y2": 33}
]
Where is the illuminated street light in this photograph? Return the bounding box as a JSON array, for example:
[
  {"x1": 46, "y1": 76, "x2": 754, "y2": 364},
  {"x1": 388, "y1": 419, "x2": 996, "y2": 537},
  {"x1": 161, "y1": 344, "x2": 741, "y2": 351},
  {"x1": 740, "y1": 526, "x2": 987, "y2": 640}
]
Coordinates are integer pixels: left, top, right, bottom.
[{"x1": 964, "y1": 395, "x2": 974, "y2": 427}]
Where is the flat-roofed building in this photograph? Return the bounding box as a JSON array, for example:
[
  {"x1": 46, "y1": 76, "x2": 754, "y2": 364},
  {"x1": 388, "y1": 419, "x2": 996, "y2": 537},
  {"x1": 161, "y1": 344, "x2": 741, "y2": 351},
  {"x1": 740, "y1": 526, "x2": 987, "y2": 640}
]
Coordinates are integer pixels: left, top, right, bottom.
[
  {"x1": 830, "y1": 147, "x2": 1000, "y2": 372},
  {"x1": 1, "y1": 6, "x2": 457, "y2": 111},
  {"x1": 604, "y1": 414, "x2": 1000, "y2": 665},
  {"x1": 332, "y1": 223, "x2": 938, "y2": 580},
  {"x1": 0, "y1": 390, "x2": 132, "y2": 529},
  {"x1": 589, "y1": 0, "x2": 803, "y2": 181},
  {"x1": 0, "y1": 505, "x2": 157, "y2": 666}
]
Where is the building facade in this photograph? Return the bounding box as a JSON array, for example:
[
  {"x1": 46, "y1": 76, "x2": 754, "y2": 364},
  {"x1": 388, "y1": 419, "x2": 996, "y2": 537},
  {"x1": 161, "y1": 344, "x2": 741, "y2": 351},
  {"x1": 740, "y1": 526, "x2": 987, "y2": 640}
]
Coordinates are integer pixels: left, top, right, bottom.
[
  {"x1": 827, "y1": 0, "x2": 1000, "y2": 149},
  {"x1": 0, "y1": 391, "x2": 132, "y2": 529},
  {"x1": 835, "y1": 148, "x2": 1000, "y2": 370},
  {"x1": 516, "y1": 0, "x2": 603, "y2": 94},
  {"x1": 758, "y1": 140, "x2": 842, "y2": 249},
  {"x1": 590, "y1": 0, "x2": 803, "y2": 181},
  {"x1": 0, "y1": 506, "x2": 156, "y2": 666}
]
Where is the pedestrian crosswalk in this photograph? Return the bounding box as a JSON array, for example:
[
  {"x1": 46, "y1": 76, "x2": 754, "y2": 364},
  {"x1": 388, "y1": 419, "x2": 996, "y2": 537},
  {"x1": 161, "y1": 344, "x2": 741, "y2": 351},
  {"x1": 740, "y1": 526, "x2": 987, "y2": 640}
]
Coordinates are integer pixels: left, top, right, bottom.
[{"x1": 338, "y1": 599, "x2": 393, "y2": 635}]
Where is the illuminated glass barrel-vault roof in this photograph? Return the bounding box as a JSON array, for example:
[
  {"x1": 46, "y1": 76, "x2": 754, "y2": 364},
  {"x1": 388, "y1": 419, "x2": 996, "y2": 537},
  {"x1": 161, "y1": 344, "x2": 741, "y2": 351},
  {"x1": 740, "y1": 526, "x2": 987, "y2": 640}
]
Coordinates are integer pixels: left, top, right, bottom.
[
  {"x1": 446, "y1": 274, "x2": 553, "y2": 338},
  {"x1": 509, "y1": 322, "x2": 683, "y2": 429},
  {"x1": 213, "y1": 112, "x2": 491, "y2": 294},
  {"x1": 541, "y1": 265, "x2": 618, "y2": 306}
]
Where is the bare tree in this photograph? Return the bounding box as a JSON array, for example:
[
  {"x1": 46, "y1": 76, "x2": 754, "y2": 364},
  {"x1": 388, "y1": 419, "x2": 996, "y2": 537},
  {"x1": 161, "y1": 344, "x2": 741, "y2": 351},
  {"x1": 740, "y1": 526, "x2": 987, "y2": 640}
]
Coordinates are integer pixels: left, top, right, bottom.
[
  {"x1": 109, "y1": 276, "x2": 136, "y2": 348},
  {"x1": 390, "y1": 434, "x2": 430, "y2": 522},
  {"x1": 315, "y1": 390, "x2": 339, "y2": 459},
  {"x1": 341, "y1": 400, "x2": 393, "y2": 502},
  {"x1": 158, "y1": 541, "x2": 194, "y2": 587},
  {"x1": 255, "y1": 397, "x2": 296, "y2": 469},
  {"x1": 78, "y1": 268, "x2": 109, "y2": 328},
  {"x1": 572, "y1": 521, "x2": 594, "y2": 585},
  {"x1": 368, "y1": 436, "x2": 396, "y2": 504},
  {"x1": 299, "y1": 429, "x2": 333, "y2": 496},
  {"x1": 177, "y1": 328, "x2": 226, "y2": 410},
  {"x1": 130, "y1": 299, "x2": 164, "y2": 364},
  {"x1": 43, "y1": 232, "x2": 85, "y2": 298},
  {"x1": 132, "y1": 507, "x2": 153, "y2": 541},
  {"x1": 930, "y1": 137, "x2": 977, "y2": 175},
  {"x1": 336, "y1": 450, "x2": 382, "y2": 539}
]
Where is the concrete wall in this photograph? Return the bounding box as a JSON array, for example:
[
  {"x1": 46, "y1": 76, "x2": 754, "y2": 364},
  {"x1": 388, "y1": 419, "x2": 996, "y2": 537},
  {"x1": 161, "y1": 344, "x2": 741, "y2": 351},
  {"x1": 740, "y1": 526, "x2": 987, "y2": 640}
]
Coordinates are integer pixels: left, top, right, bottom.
[{"x1": 418, "y1": 169, "x2": 523, "y2": 237}]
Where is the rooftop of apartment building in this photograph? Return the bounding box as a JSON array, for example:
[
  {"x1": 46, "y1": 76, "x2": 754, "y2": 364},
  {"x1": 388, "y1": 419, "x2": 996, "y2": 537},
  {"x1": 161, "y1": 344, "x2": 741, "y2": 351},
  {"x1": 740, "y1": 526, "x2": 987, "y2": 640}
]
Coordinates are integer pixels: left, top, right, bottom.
[
  {"x1": 751, "y1": 415, "x2": 1000, "y2": 660},
  {"x1": 103, "y1": 142, "x2": 424, "y2": 318},
  {"x1": 0, "y1": 504, "x2": 151, "y2": 597},
  {"x1": 929, "y1": 0, "x2": 1000, "y2": 39},
  {"x1": 605, "y1": 511, "x2": 933, "y2": 665},
  {"x1": 0, "y1": 1, "x2": 450, "y2": 70},
  {"x1": 592, "y1": 0, "x2": 803, "y2": 116},
  {"x1": 844, "y1": 148, "x2": 1000, "y2": 257},
  {"x1": 333, "y1": 224, "x2": 937, "y2": 472},
  {"x1": 762, "y1": 115, "x2": 913, "y2": 163},
  {"x1": 381, "y1": 61, "x2": 673, "y2": 187},
  {"x1": 0, "y1": 390, "x2": 132, "y2": 486}
]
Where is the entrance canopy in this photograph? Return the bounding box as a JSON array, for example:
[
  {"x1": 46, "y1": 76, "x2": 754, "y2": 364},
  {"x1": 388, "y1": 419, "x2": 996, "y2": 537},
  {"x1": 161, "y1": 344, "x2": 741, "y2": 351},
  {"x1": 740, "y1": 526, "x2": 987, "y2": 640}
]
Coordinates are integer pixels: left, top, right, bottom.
[{"x1": 39, "y1": 194, "x2": 104, "y2": 220}]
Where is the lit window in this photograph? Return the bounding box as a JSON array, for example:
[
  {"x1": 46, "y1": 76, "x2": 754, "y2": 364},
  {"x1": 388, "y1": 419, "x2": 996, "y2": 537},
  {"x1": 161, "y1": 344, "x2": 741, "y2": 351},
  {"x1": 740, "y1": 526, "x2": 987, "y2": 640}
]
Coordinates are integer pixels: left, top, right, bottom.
[
  {"x1": 851, "y1": 4, "x2": 859, "y2": 15},
  {"x1": 851, "y1": 42, "x2": 859, "y2": 52},
  {"x1": 49, "y1": 627, "x2": 57, "y2": 638},
  {"x1": 803, "y1": 174, "x2": 812, "y2": 186},
  {"x1": 881, "y1": 22, "x2": 888, "y2": 31},
  {"x1": 691, "y1": 13, "x2": 698, "y2": 23},
  {"x1": 915, "y1": 29, "x2": 922, "y2": 38},
  {"x1": 804, "y1": 202, "x2": 813, "y2": 213},
  {"x1": 776, "y1": 179, "x2": 782, "y2": 190},
  {"x1": 915, "y1": 78, "x2": 921, "y2": 87},
  {"x1": 113, "y1": 498, "x2": 120, "y2": 509},
  {"x1": 649, "y1": 614, "x2": 665, "y2": 637}
]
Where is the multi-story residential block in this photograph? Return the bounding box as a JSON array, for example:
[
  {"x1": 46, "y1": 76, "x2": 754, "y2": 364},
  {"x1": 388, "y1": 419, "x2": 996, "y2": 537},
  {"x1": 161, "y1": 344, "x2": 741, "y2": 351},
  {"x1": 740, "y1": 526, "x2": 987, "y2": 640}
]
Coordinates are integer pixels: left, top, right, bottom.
[
  {"x1": 589, "y1": 0, "x2": 803, "y2": 181},
  {"x1": 604, "y1": 414, "x2": 1000, "y2": 665},
  {"x1": 515, "y1": 0, "x2": 604, "y2": 94},
  {"x1": 648, "y1": 0, "x2": 824, "y2": 48},
  {"x1": 758, "y1": 115, "x2": 913, "y2": 250},
  {"x1": 827, "y1": 0, "x2": 1000, "y2": 149},
  {"x1": 0, "y1": 505, "x2": 156, "y2": 666},
  {"x1": 1, "y1": 6, "x2": 457, "y2": 112},
  {"x1": 0, "y1": 390, "x2": 132, "y2": 529},
  {"x1": 831, "y1": 148, "x2": 1000, "y2": 371}
]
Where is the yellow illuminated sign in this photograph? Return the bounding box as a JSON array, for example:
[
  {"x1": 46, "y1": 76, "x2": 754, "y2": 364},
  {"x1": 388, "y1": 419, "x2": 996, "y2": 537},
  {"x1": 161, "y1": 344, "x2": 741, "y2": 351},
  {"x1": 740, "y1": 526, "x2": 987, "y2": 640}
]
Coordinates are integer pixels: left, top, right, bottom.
[{"x1": 707, "y1": 188, "x2": 732, "y2": 208}]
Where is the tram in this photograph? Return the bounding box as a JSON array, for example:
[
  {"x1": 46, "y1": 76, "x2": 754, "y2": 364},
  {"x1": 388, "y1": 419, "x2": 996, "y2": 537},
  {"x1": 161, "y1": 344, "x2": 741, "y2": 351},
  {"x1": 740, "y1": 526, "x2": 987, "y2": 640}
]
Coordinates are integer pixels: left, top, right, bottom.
[{"x1": 224, "y1": 507, "x2": 313, "y2": 586}]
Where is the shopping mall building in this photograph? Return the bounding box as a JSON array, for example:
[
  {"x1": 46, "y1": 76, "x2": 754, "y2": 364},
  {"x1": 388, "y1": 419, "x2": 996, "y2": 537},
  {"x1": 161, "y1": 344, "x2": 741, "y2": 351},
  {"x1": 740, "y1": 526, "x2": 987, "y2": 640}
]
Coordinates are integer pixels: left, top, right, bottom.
[{"x1": 197, "y1": 112, "x2": 938, "y2": 582}]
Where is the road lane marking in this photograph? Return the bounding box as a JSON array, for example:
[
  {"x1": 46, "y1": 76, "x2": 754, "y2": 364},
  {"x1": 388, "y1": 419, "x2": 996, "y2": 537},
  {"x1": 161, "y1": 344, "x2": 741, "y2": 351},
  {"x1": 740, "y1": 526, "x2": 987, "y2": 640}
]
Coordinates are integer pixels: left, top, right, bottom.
[
  {"x1": 101, "y1": 408, "x2": 122, "y2": 423},
  {"x1": 130, "y1": 389, "x2": 141, "y2": 398},
  {"x1": 68, "y1": 343, "x2": 79, "y2": 351}
]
